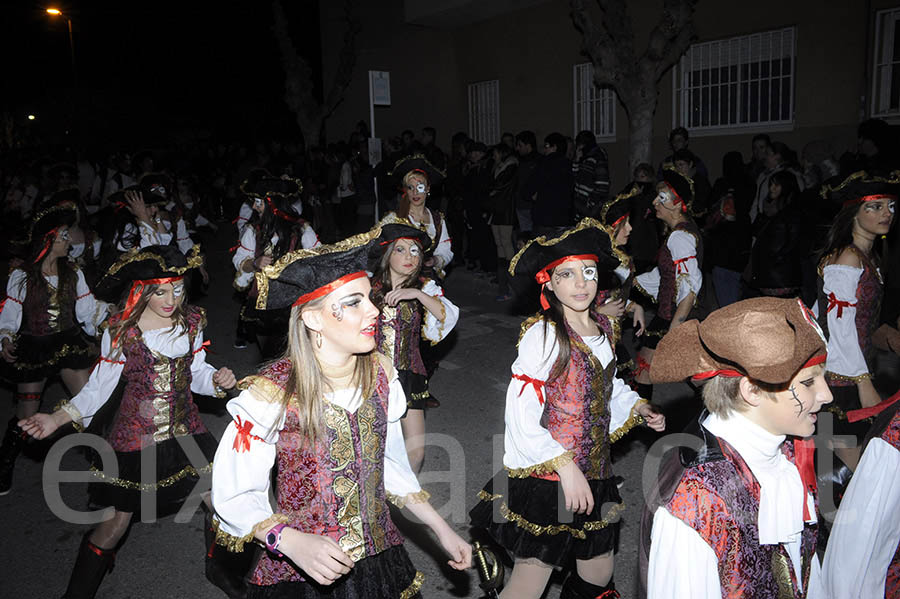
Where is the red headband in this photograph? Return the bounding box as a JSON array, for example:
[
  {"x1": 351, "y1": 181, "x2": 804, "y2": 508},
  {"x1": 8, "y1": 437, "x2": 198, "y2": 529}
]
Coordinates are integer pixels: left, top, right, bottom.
[
  {"x1": 842, "y1": 193, "x2": 897, "y2": 208},
  {"x1": 113, "y1": 276, "x2": 184, "y2": 347},
  {"x1": 663, "y1": 182, "x2": 687, "y2": 213},
  {"x1": 610, "y1": 214, "x2": 628, "y2": 229},
  {"x1": 292, "y1": 271, "x2": 368, "y2": 307},
  {"x1": 379, "y1": 236, "x2": 423, "y2": 247},
  {"x1": 534, "y1": 254, "x2": 599, "y2": 310},
  {"x1": 690, "y1": 352, "x2": 827, "y2": 382},
  {"x1": 265, "y1": 195, "x2": 300, "y2": 222},
  {"x1": 33, "y1": 227, "x2": 62, "y2": 264}
]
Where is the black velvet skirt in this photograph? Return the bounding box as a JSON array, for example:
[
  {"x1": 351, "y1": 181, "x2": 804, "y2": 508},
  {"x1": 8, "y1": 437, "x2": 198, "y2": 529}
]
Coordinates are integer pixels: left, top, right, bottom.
[
  {"x1": 246, "y1": 545, "x2": 423, "y2": 599},
  {"x1": 0, "y1": 327, "x2": 97, "y2": 383},
  {"x1": 397, "y1": 369, "x2": 431, "y2": 412},
  {"x1": 87, "y1": 431, "x2": 217, "y2": 517},
  {"x1": 470, "y1": 472, "x2": 623, "y2": 567},
  {"x1": 639, "y1": 314, "x2": 671, "y2": 350}
]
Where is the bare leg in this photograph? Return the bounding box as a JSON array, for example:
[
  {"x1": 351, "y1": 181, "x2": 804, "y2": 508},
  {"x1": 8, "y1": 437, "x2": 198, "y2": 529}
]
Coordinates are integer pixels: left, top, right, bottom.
[
  {"x1": 400, "y1": 409, "x2": 426, "y2": 474},
  {"x1": 575, "y1": 551, "x2": 614, "y2": 588},
  {"x1": 15, "y1": 380, "x2": 46, "y2": 420},
  {"x1": 500, "y1": 559, "x2": 554, "y2": 599},
  {"x1": 89, "y1": 509, "x2": 133, "y2": 550},
  {"x1": 60, "y1": 367, "x2": 91, "y2": 398}
]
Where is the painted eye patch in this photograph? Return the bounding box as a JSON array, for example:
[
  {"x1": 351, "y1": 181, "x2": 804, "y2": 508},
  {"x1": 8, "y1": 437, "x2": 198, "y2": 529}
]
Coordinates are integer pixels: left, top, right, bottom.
[
  {"x1": 254, "y1": 198, "x2": 263, "y2": 208},
  {"x1": 58, "y1": 229, "x2": 70, "y2": 241},
  {"x1": 172, "y1": 284, "x2": 185, "y2": 298},
  {"x1": 408, "y1": 245, "x2": 420, "y2": 257},
  {"x1": 582, "y1": 266, "x2": 598, "y2": 281}
]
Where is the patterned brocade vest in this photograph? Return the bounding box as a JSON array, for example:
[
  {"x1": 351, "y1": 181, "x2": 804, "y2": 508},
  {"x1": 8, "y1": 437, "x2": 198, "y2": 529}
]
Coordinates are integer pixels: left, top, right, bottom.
[
  {"x1": 816, "y1": 247, "x2": 882, "y2": 386},
  {"x1": 536, "y1": 324, "x2": 615, "y2": 482},
  {"x1": 875, "y1": 407, "x2": 900, "y2": 597},
  {"x1": 376, "y1": 300, "x2": 426, "y2": 376},
  {"x1": 656, "y1": 221, "x2": 702, "y2": 320},
  {"x1": 249, "y1": 358, "x2": 405, "y2": 586},
  {"x1": 106, "y1": 307, "x2": 208, "y2": 452},
  {"x1": 666, "y1": 436, "x2": 818, "y2": 598},
  {"x1": 21, "y1": 268, "x2": 78, "y2": 336}
]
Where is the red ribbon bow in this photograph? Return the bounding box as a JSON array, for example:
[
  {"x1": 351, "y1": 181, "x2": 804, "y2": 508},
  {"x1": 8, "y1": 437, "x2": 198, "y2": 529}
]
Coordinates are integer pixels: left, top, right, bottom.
[
  {"x1": 232, "y1": 416, "x2": 259, "y2": 453},
  {"x1": 512, "y1": 373, "x2": 546, "y2": 406},
  {"x1": 826, "y1": 292, "x2": 856, "y2": 318},
  {"x1": 846, "y1": 389, "x2": 900, "y2": 423},
  {"x1": 793, "y1": 438, "x2": 817, "y2": 521},
  {"x1": 193, "y1": 340, "x2": 211, "y2": 355},
  {"x1": 673, "y1": 256, "x2": 695, "y2": 275}
]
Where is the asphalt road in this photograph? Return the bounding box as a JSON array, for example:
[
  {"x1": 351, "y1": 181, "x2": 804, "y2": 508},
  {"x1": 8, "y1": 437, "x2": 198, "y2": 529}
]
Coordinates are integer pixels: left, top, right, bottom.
[{"x1": 1, "y1": 229, "x2": 698, "y2": 599}]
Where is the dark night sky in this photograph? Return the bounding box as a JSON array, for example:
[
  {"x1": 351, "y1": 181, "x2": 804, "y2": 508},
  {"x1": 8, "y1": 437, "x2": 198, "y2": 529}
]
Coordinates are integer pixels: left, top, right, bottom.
[{"x1": 0, "y1": 1, "x2": 322, "y2": 146}]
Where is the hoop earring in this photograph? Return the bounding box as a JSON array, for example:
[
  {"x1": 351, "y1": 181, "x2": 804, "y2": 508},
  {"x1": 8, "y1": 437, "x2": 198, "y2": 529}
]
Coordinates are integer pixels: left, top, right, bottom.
[{"x1": 315, "y1": 331, "x2": 322, "y2": 349}]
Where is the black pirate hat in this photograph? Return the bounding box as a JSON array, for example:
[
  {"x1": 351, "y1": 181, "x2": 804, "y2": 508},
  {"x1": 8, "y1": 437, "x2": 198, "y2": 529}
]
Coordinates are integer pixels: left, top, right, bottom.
[
  {"x1": 95, "y1": 244, "x2": 203, "y2": 305},
  {"x1": 140, "y1": 173, "x2": 174, "y2": 201},
  {"x1": 659, "y1": 167, "x2": 694, "y2": 214},
  {"x1": 388, "y1": 153, "x2": 446, "y2": 186},
  {"x1": 377, "y1": 213, "x2": 435, "y2": 253},
  {"x1": 600, "y1": 185, "x2": 640, "y2": 229},
  {"x1": 820, "y1": 170, "x2": 900, "y2": 210}
]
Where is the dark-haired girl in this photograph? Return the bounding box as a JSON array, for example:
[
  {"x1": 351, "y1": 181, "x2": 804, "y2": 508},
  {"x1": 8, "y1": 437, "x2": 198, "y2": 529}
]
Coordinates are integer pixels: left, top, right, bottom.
[
  {"x1": 0, "y1": 202, "x2": 107, "y2": 496},
  {"x1": 815, "y1": 170, "x2": 899, "y2": 469},
  {"x1": 19, "y1": 245, "x2": 237, "y2": 599},
  {"x1": 371, "y1": 220, "x2": 459, "y2": 473},
  {"x1": 470, "y1": 218, "x2": 664, "y2": 599}
]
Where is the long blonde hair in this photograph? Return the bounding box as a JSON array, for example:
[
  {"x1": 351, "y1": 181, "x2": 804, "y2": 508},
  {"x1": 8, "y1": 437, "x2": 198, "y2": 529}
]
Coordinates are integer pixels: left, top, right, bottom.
[
  {"x1": 279, "y1": 299, "x2": 376, "y2": 442},
  {"x1": 107, "y1": 282, "x2": 189, "y2": 358}
]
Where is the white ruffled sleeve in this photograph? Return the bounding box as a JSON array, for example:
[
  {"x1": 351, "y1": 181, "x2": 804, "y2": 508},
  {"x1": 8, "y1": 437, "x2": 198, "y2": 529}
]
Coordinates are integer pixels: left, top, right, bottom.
[
  {"x1": 73, "y1": 267, "x2": 109, "y2": 337},
  {"x1": 300, "y1": 223, "x2": 321, "y2": 249},
  {"x1": 232, "y1": 226, "x2": 256, "y2": 291},
  {"x1": 822, "y1": 264, "x2": 868, "y2": 379},
  {"x1": 420, "y1": 279, "x2": 459, "y2": 344},
  {"x1": 647, "y1": 506, "x2": 722, "y2": 599},
  {"x1": 189, "y1": 331, "x2": 222, "y2": 397},
  {"x1": 822, "y1": 437, "x2": 900, "y2": 598},
  {"x1": 503, "y1": 322, "x2": 570, "y2": 474},
  {"x1": 116, "y1": 221, "x2": 159, "y2": 251},
  {"x1": 60, "y1": 329, "x2": 124, "y2": 430},
  {"x1": 174, "y1": 218, "x2": 194, "y2": 254},
  {"x1": 635, "y1": 267, "x2": 660, "y2": 302},
  {"x1": 668, "y1": 230, "x2": 702, "y2": 305},
  {"x1": 384, "y1": 374, "x2": 427, "y2": 506},
  {"x1": 236, "y1": 203, "x2": 252, "y2": 235},
  {"x1": 432, "y1": 212, "x2": 453, "y2": 274},
  {"x1": 211, "y1": 388, "x2": 287, "y2": 551},
  {"x1": 0, "y1": 270, "x2": 26, "y2": 343},
  {"x1": 609, "y1": 366, "x2": 646, "y2": 442}
]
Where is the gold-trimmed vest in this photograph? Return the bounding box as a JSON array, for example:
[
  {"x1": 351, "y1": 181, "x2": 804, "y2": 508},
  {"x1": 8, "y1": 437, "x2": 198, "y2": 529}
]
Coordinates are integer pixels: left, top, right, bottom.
[
  {"x1": 249, "y1": 358, "x2": 405, "y2": 586},
  {"x1": 21, "y1": 266, "x2": 78, "y2": 336},
  {"x1": 375, "y1": 299, "x2": 427, "y2": 376},
  {"x1": 105, "y1": 307, "x2": 208, "y2": 452},
  {"x1": 536, "y1": 323, "x2": 615, "y2": 482},
  {"x1": 657, "y1": 221, "x2": 703, "y2": 321}
]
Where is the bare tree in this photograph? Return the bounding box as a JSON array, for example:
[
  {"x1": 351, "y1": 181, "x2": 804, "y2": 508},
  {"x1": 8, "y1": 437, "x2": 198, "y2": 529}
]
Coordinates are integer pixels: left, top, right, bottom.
[
  {"x1": 272, "y1": 0, "x2": 360, "y2": 149},
  {"x1": 570, "y1": 0, "x2": 697, "y2": 170}
]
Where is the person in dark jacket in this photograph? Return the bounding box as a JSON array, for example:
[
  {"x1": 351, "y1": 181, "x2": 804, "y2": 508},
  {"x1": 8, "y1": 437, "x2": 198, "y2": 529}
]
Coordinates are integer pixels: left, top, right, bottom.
[
  {"x1": 514, "y1": 130, "x2": 539, "y2": 235},
  {"x1": 525, "y1": 132, "x2": 574, "y2": 236},
  {"x1": 626, "y1": 163, "x2": 660, "y2": 274},
  {"x1": 706, "y1": 151, "x2": 753, "y2": 307},
  {"x1": 745, "y1": 169, "x2": 809, "y2": 298},
  {"x1": 572, "y1": 130, "x2": 611, "y2": 218},
  {"x1": 488, "y1": 143, "x2": 519, "y2": 300},
  {"x1": 462, "y1": 142, "x2": 494, "y2": 272}
]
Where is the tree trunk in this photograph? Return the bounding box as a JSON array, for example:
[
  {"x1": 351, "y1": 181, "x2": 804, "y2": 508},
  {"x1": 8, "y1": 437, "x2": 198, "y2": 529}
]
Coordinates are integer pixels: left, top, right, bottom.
[{"x1": 626, "y1": 93, "x2": 657, "y2": 172}]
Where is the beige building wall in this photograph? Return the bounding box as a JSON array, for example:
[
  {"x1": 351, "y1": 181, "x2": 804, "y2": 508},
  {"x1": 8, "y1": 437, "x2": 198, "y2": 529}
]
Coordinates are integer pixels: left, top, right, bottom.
[{"x1": 321, "y1": 0, "x2": 897, "y2": 185}]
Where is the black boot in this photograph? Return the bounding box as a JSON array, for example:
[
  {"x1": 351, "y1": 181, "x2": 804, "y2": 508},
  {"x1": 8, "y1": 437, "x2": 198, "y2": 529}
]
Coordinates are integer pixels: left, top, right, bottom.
[
  {"x1": 0, "y1": 417, "x2": 28, "y2": 496},
  {"x1": 62, "y1": 534, "x2": 115, "y2": 599},
  {"x1": 560, "y1": 571, "x2": 619, "y2": 599},
  {"x1": 205, "y1": 511, "x2": 249, "y2": 598}
]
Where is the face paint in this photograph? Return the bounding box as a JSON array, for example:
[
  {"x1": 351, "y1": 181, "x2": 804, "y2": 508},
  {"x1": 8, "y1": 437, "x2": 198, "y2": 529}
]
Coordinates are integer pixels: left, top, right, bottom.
[
  {"x1": 789, "y1": 385, "x2": 803, "y2": 417},
  {"x1": 331, "y1": 303, "x2": 344, "y2": 321},
  {"x1": 58, "y1": 229, "x2": 70, "y2": 241},
  {"x1": 172, "y1": 283, "x2": 185, "y2": 298},
  {"x1": 582, "y1": 266, "x2": 597, "y2": 281},
  {"x1": 408, "y1": 245, "x2": 421, "y2": 257},
  {"x1": 150, "y1": 184, "x2": 167, "y2": 197},
  {"x1": 415, "y1": 182, "x2": 426, "y2": 193},
  {"x1": 254, "y1": 198, "x2": 264, "y2": 208}
]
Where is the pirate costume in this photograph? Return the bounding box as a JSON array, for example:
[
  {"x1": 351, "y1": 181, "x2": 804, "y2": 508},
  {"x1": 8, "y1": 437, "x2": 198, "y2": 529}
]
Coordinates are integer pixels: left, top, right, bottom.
[
  {"x1": 388, "y1": 155, "x2": 453, "y2": 277},
  {"x1": 815, "y1": 171, "x2": 900, "y2": 440},
  {"x1": 373, "y1": 218, "x2": 459, "y2": 410},
  {"x1": 634, "y1": 168, "x2": 703, "y2": 349},
  {"x1": 232, "y1": 177, "x2": 319, "y2": 350},
  {"x1": 469, "y1": 219, "x2": 649, "y2": 597},
  {"x1": 641, "y1": 297, "x2": 827, "y2": 598},
  {"x1": 212, "y1": 227, "x2": 431, "y2": 598}
]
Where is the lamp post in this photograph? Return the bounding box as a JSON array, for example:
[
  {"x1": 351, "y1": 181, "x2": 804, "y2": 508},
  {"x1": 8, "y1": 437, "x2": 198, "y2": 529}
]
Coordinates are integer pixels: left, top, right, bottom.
[{"x1": 46, "y1": 8, "x2": 77, "y2": 87}]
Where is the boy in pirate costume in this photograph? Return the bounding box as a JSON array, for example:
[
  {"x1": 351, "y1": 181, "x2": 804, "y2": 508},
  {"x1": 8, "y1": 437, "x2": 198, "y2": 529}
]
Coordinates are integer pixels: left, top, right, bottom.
[{"x1": 641, "y1": 297, "x2": 831, "y2": 598}]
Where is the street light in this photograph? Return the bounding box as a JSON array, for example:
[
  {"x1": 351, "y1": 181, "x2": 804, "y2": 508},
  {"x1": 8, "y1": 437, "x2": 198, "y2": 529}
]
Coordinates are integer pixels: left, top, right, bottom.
[{"x1": 46, "y1": 7, "x2": 77, "y2": 87}]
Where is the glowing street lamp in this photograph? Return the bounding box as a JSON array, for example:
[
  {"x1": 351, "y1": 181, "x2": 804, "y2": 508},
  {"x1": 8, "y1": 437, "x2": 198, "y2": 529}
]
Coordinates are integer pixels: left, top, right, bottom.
[
  {"x1": 27, "y1": 114, "x2": 36, "y2": 121},
  {"x1": 46, "y1": 7, "x2": 77, "y2": 86}
]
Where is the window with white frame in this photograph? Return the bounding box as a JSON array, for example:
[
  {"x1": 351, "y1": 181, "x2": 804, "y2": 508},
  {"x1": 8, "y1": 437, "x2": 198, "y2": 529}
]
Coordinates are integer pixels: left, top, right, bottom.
[
  {"x1": 573, "y1": 63, "x2": 616, "y2": 140},
  {"x1": 468, "y1": 80, "x2": 500, "y2": 144},
  {"x1": 673, "y1": 27, "x2": 795, "y2": 131},
  {"x1": 873, "y1": 7, "x2": 900, "y2": 118}
]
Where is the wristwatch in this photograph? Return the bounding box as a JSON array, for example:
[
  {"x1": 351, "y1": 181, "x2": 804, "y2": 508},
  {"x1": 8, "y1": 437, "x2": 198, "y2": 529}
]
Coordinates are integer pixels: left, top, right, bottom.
[{"x1": 265, "y1": 523, "x2": 288, "y2": 557}]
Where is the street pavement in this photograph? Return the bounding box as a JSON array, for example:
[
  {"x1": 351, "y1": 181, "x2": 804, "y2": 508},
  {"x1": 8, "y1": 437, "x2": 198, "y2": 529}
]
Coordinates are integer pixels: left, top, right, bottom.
[{"x1": 0, "y1": 231, "x2": 696, "y2": 599}]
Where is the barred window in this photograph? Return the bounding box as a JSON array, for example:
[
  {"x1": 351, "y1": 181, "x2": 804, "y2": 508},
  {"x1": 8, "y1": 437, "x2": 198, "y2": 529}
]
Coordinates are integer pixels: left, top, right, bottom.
[
  {"x1": 872, "y1": 7, "x2": 900, "y2": 118},
  {"x1": 573, "y1": 63, "x2": 616, "y2": 140},
  {"x1": 673, "y1": 27, "x2": 796, "y2": 131},
  {"x1": 468, "y1": 80, "x2": 500, "y2": 144}
]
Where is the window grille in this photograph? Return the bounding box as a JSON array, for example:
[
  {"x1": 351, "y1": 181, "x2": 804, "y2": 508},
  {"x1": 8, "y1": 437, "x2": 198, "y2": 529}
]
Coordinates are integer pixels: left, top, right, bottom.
[
  {"x1": 468, "y1": 80, "x2": 500, "y2": 144},
  {"x1": 872, "y1": 7, "x2": 900, "y2": 118},
  {"x1": 573, "y1": 63, "x2": 616, "y2": 140}
]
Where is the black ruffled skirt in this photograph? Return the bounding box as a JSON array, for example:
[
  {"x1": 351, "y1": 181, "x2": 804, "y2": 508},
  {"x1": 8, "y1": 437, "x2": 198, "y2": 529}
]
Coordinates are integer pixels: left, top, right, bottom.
[
  {"x1": 470, "y1": 472, "x2": 623, "y2": 567},
  {"x1": 0, "y1": 327, "x2": 97, "y2": 383},
  {"x1": 87, "y1": 431, "x2": 217, "y2": 517},
  {"x1": 639, "y1": 314, "x2": 671, "y2": 350},
  {"x1": 247, "y1": 544, "x2": 423, "y2": 599},
  {"x1": 825, "y1": 384, "x2": 875, "y2": 443},
  {"x1": 397, "y1": 369, "x2": 431, "y2": 412}
]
